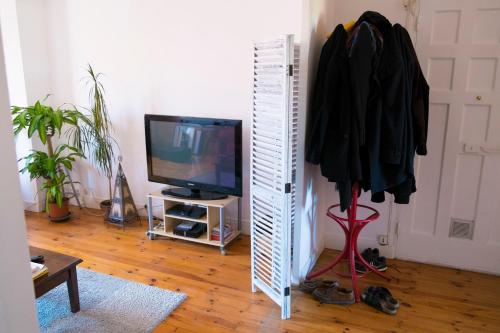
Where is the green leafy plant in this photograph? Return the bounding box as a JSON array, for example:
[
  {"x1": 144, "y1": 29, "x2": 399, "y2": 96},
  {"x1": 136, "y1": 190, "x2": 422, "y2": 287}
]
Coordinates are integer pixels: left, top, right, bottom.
[
  {"x1": 67, "y1": 65, "x2": 117, "y2": 203},
  {"x1": 20, "y1": 145, "x2": 82, "y2": 211},
  {"x1": 12, "y1": 97, "x2": 80, "y2": 156},
  {"x1": 12, "y1": 97, "x2": 85, "y2": 216}
]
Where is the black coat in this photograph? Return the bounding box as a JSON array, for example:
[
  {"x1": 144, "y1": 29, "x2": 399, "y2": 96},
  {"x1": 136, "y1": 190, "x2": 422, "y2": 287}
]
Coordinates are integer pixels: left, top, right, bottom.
[
  {"x1": 305, "y1": 24, "x2": 351, "y2": 183},
  {"x1": 305, "y1": 11, "x2": 429, "y2": 210}
]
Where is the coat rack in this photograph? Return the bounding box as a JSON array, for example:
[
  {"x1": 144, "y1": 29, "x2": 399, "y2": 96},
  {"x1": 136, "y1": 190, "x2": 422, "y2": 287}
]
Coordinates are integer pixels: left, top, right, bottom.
[{"x1": 306, "y1": 183, "x2": 390, "y2": 302}]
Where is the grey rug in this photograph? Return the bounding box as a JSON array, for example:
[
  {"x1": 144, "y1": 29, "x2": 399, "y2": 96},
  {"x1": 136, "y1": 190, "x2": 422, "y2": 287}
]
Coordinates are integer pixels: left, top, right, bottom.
[{"x1": 37, "y1": 268, "x2": 186, "y2": 333}]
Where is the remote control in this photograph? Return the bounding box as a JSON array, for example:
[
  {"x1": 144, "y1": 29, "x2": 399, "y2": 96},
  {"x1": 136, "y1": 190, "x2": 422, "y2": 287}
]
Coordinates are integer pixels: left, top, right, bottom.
[{"x1": 31, "y1": 255, "x2": 44, "y2": 263}]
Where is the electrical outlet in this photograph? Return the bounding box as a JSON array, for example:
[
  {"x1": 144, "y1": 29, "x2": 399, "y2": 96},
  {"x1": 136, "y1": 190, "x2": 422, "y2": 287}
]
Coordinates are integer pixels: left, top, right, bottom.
[{"x1": 377, "y1": 234, "x2": 389, "y2": 246}]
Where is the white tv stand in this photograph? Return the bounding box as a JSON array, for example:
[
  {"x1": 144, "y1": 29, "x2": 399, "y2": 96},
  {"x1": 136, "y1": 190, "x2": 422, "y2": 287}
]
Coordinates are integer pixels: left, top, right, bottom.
[{"x1": 146, "y1": 190, "x2": 241, "y2": 255}]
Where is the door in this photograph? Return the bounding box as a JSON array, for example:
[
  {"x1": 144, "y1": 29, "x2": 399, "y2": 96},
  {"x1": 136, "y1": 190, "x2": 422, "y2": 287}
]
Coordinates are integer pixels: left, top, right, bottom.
[{"x1": 396, "y1": 0, "x2": 500, "y2": 274}]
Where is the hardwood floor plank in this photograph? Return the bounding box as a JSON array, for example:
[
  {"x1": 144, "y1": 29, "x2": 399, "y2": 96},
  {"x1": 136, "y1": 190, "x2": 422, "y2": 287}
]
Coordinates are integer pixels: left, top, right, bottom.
[{"x1": 26, "y1": 208, "x2": 500, "y2": 333}]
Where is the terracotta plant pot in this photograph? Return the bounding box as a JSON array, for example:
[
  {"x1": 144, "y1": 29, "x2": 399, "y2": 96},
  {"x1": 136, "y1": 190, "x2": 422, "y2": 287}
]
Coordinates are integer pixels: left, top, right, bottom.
[
  {"x1": 48, "y1": 198, "x2": 71, "y2": 222},
  {"x1": 100, "y1": 199, "x2": 112, "y2": 221}
]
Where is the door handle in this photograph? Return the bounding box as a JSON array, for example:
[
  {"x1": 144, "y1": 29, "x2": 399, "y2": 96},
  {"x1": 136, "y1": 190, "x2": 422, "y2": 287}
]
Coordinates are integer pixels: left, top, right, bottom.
[
  {"x1": 480, "y1": 145, "x2": 500, "y2": 154},
  {"x1": 461, "y1": 142, "x2": 500, "y2": 154}
]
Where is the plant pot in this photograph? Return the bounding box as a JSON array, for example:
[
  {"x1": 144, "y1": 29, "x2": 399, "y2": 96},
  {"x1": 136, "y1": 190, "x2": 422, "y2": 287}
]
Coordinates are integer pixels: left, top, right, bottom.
[
  {"x1": 100, "y1": 199, "x2": 112, "y2": 221},
  {"x1": 48, "y1": 198, "x2": 71, "y2": 222}
]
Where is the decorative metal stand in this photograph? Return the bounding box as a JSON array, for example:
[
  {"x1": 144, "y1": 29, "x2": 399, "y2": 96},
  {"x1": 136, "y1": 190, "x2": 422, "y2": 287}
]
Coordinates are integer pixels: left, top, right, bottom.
[
  {"x1": 306, "y1": 183, "x2": 390, "y2": 302},
  {"x1": 108, "y1": 162, "x2": 140, "y2": 229},
  {"x1": 62, "y1": 166, "x2": 82, "y2": 209}
]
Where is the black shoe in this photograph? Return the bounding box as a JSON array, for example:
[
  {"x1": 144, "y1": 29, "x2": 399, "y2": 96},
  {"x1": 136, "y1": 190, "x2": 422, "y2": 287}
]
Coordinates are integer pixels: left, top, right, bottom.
[
  {"x1": 361, "y1": 286, "x2": 399, "y2": 315},
  {"x1": 355, "y1": 261, "x2": 367, "y2": 274},
  {"x1": 365, "y1": 286, "x2": 400, "y2": 308},
  {"x1": 361, "y1": 248, "x2": 388, "y2": 272},
  {"x1": 370, "y1": 248, "x2": 387, "y2": 265}
]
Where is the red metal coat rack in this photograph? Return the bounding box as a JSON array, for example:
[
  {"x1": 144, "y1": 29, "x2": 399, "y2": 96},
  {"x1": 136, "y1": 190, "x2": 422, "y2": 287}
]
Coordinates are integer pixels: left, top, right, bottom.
[{"x1": 306, "y1": 183, "x2": 390, "y2": 302}]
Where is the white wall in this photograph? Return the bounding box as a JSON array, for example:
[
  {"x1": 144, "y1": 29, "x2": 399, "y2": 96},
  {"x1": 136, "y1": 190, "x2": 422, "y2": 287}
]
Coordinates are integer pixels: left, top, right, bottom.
[
  {"x1": 17, "y1": 0, "x2": 304, "y2": 232},
  {"x1": 0, "y1": 23, "x2": 39, "y2": 333},
  {"x1": 0, "y1": 0, "x2": 39, "y2": 211},
  {"x1": 14, "y1": 0, "x2": 421, "y2": 283}
]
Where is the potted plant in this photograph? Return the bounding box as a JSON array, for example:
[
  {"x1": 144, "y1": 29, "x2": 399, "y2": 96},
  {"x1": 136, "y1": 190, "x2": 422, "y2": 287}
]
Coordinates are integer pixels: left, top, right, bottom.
[
  {"x1": 20, "y1": 145, "x2": 82, "y2": 220},
  {"x1": 12, "y1": 99, "x2": 84, "y2": 221},
  {"x1": 68, "y1": 65, "x2": 118, "y2": 219}
]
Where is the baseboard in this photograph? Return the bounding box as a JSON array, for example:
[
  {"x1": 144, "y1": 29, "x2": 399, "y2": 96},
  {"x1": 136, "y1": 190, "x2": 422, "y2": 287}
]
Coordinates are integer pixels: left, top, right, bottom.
[
  {"x1": 77, "y1": 194, "x2": 251, "y2": 235},
  {"x1": 24, "y1": 200, "x2": 40, "y2": 212}
]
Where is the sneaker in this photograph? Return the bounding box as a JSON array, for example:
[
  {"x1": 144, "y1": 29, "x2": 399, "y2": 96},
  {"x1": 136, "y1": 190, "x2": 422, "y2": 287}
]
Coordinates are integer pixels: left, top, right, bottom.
[
  {"x1": 298, "y1": 279, "x2": 339, "y2": 293},
  {"x1": 361, "y1": 248, "x2": 388, "y2": 272},
  {"x1": 355, "y1": 261, "x2": 368, "y2": 274},
  {"x1": 312, "y1": 286, "x2": 355, "y2": 305}
]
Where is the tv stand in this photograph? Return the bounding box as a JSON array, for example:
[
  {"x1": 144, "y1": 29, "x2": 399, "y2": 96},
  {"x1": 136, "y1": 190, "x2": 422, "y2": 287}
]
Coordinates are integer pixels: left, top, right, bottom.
[
  {"x1": 161, "y1": 187, "x2": 228, "y2": 200},
  {"x1": 146, "y1": 189, "x2": 241, "y2": 255}
]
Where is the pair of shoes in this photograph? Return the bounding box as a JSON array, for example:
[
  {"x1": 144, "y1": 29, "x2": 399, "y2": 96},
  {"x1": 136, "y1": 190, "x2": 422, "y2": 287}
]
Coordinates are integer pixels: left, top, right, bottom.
[
  {"x1": 355, "y1": 248, "x2": 387, "y2": 273},
  {"x1": 361, "y1": 286, "x2": 400, "y2": 315},
  {"x1": 312, "y1": 285, "x2": 355, "y2": 305},
  {"x1": 298, "y1": 279, "x2": 339, "y2": 294}
]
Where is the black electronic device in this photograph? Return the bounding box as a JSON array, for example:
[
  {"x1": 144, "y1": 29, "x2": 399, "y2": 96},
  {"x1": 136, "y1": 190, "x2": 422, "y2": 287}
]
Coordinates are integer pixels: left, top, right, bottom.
[
  {"x1": 173, "y1": 222, "x2": 207, "y2": 238},
  {"x1": 145, "y1": 114, "x2": 242, "y2": 200},
  {"x1": 31, "y1": 255, "x2": 44, "y2": 263},
  {"x1": 166, "y1": 203, "x2": 207, "y2": 219}
]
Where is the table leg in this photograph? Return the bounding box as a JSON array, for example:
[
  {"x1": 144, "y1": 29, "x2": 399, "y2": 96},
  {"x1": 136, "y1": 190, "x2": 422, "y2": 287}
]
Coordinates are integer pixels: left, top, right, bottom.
[{"x1": 67, "y1": 267, "x2": 80, "y2": 313}]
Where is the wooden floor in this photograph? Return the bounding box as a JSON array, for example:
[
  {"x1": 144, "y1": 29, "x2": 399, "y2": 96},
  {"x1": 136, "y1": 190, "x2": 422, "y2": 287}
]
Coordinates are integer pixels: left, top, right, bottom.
[{"x1": 26, "y1": 208, "x2": 500, "y2": 333}]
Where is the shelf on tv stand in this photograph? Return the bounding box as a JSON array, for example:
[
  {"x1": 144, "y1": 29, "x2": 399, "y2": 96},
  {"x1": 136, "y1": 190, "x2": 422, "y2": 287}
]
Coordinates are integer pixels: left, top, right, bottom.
[{"x1": 146, "y1": 189, "x2": 242, "y2": 255}]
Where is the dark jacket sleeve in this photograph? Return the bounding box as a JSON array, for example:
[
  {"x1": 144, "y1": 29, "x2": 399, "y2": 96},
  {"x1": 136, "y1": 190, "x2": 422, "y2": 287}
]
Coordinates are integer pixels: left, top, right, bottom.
[
  {"x1": 305, "y1": 25, "x2": 344, "y2": 163},
  {"x1": 405, "y1": 29, "x2": 429, "y2": 155},
  {"x1": 379, "y1": 30, "x2": 406, "y2": 164},
  {"x1": 394, "y1": 24, "x2": 429, "y2": 155}
]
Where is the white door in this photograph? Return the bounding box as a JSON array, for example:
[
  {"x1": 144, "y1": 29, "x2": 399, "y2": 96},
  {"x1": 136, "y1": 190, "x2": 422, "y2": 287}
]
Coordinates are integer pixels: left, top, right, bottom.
[{"x1": 396, "y1": 0, "x2": 500, "y2": 274}]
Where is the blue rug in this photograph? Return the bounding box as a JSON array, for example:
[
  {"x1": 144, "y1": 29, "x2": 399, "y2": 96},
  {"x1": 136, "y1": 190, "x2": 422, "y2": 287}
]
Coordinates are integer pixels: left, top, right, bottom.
[{"x1": 37, "y1": 268, "x2": 186, "y2": 333}]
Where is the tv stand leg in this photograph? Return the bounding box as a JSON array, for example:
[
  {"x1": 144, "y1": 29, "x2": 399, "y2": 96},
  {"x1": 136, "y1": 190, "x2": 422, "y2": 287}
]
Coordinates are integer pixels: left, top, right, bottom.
[
  {"x1": 219, "y1": 207, "x2": 225, "y2": 255},
  {"x1": 147, "y1": 196, "x2": 155, "y2": 240}
]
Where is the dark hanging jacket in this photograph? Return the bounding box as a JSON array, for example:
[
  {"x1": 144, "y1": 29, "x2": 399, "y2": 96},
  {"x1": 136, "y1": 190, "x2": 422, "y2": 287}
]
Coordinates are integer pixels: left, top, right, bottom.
[
  {"x1": 350, "y1": 12, "x2": 410, "y2": 209},
  {"x1": 370, "y1": 24, "x2": 429, "y2": 204},
  {"x1": 394, "y1": 24, "x2": 429, "y2": 156},
  {"x1": 305, "y1": 12, "x2": 429, "y2": 210},
  {"x1": 364, "y1": 21, "x2": 429, "y2": 204},
  {"x1": 305, "y1": 24, "x2": 351, "y2": 184}
]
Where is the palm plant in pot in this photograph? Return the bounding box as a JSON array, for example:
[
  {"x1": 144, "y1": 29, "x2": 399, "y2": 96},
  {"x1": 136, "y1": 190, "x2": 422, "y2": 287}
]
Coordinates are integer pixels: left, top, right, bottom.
[
  {"x1": 68, "y1": 65, "x2": 118, "y2": 219},
  {"x1": 12, "y1": 99, "x2": 84, "y2": 221}
]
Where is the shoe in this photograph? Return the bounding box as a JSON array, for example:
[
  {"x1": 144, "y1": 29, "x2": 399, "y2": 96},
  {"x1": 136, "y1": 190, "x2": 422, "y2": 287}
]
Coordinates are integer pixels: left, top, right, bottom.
[
  {"x1": 365, "y1": 286, "x2": 400, "y2": 308},
  {"x1": 361, "y1": 286, "x2": 398, "y2": 315},
  {"x1": 298, "y1": 279, "x2": 339, "y2": 294},
  {"x1": 360, "y1": 248, "x2": 388, "y2": 272},
  {"x1": 313, "y1": 286, "x2": 355, "y2": 305},
  {"x1": 370, "y1": 248, "x2": 387, "y2": 266},
  {"x1": 355, "y1": 261, "x2": 367, "y2": 274}
]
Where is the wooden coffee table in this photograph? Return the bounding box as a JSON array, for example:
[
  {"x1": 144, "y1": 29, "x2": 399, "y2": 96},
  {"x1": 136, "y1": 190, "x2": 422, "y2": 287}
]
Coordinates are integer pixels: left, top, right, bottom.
[{"x1": 30, "y1": 246, "x2": 83, "y2": 313}]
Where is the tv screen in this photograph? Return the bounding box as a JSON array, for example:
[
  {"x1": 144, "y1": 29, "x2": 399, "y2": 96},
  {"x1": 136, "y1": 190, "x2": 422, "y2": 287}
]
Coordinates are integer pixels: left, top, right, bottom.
[{"x1": 145, "y1": 115, "x2": 242, "y2": 198}]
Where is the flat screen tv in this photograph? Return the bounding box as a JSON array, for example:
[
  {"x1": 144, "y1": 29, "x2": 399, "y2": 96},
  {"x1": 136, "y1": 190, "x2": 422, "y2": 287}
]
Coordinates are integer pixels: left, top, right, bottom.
[{"x1": 145, "y1": 114, "x2": 242, "y2": 199}]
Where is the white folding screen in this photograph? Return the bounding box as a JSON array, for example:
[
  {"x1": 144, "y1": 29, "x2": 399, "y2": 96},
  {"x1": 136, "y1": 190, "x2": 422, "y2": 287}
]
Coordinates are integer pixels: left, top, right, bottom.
[{"x1": 250, "y1": 35, "x2": 299, "y2": 320}]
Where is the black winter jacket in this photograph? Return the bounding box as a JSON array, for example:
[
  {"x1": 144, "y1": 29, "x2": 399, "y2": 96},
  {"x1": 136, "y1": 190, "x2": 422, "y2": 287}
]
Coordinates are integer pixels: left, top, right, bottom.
[{"x1": 305, "y1": 11, "x2": 429, "y2": 211}]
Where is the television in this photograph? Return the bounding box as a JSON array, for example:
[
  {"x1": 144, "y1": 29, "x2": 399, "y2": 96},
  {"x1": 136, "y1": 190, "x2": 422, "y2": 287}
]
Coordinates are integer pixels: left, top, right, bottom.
[{"x1": 145, "y1": 114, "x2": 242, "y2": 199}]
